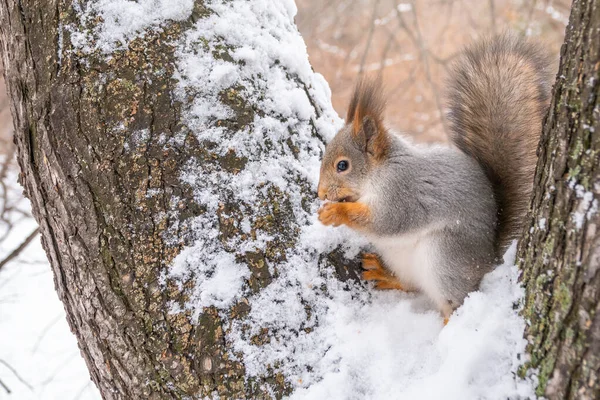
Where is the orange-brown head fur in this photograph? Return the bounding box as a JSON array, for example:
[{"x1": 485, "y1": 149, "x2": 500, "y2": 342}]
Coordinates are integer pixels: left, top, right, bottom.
[{"x1": 318, "y1": 79, "x2": 390, "y2": 202}]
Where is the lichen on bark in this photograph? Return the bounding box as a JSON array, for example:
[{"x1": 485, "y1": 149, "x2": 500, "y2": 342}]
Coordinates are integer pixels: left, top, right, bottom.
[{"x1": 517, "y1": 0, "x2": 600, "y2": 398}]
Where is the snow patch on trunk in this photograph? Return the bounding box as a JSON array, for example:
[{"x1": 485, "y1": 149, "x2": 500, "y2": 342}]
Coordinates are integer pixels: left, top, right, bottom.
[
  {"x1": 164, "y1": 0, "x2": 344, "y2": 323},
  {"x1": 71, "y1": 0, "x2": 194, "y2": 53}
]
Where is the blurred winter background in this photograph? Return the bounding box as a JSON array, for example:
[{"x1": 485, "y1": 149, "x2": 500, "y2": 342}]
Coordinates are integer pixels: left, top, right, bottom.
[{"x1": 0, "y1": 0, "x2": 569, "y2": 398}]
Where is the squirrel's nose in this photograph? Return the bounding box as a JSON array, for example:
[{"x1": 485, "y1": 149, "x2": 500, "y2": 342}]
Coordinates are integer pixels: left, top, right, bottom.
[{"x1": 317, "y1": 184, "x2": 327, "y2": 200}]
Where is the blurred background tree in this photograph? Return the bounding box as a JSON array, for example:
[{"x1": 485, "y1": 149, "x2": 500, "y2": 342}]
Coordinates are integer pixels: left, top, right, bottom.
[{"x1": 297, "y1": 0, "x2": 569, "y2": 142}]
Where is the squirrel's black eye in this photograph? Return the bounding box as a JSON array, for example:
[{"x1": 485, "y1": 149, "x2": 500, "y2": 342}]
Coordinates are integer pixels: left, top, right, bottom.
[{"x1": 337, "y1": 160, "x2": 349, "y2": 172}]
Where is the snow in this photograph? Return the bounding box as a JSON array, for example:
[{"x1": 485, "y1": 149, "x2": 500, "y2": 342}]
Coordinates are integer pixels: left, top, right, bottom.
[
  {"x1": 544, "y1": 5, "x2": 569, "y2": 25},
  {"x1": 538, "y1": 218, "x2": 546, "y2": 230},
  {"x1": 2, "y1": 0, "x2": 539, "y2": 399},
  {"x1": 397, "y1": 3, "x2": 413, "y2": 13},
  {"x1": 231, "y1": 239, "x2": 536, "y2": 400},
  {"x1": 167, "y1": 225, "x2": 251, "y2": 317},
  {"x1": 570, "y1": 183, "x2": 598, "y2": 230},
  {"x1": 72, "y1": 0, "x2": 194, "y2": 53},
  {"x1": 0, "y1": 241, "x2": 101, "y2": 400}
]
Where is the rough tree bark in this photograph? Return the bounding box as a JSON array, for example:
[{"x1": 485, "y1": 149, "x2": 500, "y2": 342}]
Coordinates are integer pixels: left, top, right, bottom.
[
  {"x1": 0, "y1": 0, "x2": 358, "y2": 398},
  {"x1": 518, "y1": 0, "x2": 600, "y2": 398}
]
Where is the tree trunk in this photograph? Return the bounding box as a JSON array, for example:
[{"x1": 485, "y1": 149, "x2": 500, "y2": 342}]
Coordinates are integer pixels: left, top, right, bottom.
[
  {"x1": 518, "y1": 0, "x2": 600, "y2": 398},
  {"x1": 0, "y1": 1, "x2": 358, "y2": 398}
]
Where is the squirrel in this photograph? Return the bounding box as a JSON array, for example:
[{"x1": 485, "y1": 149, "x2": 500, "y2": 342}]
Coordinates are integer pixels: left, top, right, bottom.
[{"x1": 317, "y1": 34, "x2": 551, "y2": 323}]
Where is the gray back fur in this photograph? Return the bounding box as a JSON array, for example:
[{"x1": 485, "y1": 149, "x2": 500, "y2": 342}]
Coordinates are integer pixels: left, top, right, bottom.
[{"x1": 366, "y1": 136, "x2": 497, "y2": 306}]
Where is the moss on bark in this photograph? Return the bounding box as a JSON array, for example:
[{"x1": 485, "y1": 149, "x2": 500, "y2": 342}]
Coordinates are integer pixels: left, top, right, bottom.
[{"x1": 517, "y1": 0, "x2": 600, "y2": 398}]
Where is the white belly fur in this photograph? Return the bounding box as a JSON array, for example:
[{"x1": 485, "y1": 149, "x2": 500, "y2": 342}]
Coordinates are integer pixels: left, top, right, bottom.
[{"x1": 368, "y1": 228, "x2": 444, "y2": 307}]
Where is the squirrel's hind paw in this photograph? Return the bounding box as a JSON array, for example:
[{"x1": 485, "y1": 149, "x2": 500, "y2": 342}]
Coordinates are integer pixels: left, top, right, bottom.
[{"x1": 361, "y1": 253, "x2": 411, "y2": 292}]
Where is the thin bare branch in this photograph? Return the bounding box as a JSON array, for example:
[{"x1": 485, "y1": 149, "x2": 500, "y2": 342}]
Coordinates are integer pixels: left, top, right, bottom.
[
  {"x1": 379, "y1": 31, "x2": 396, "y2": 71},
  {"x1": 0, "y1": 376, "x2": 10, "y2": 394},
  {"x1": 522, "y1": 0, "x2": 538, "y2": 35},
  {"x1": 0, "y1": 359, "x2": 33, "y2": 391},
  {"x1": 31, "y1": 314, "x2": 63, "y2": 354},
  {"x1": 489, "y1": 0, "x2": 496, "y2": 34},
  {"x1": 0, "y1": 228, "x2": 40, "y2": 272},
  {"x1": 358, "y1": 0, "x2": 382, "y2": 76},
  {"x1": 393, "y1": 0, "x2": 450, "y2": 137}
]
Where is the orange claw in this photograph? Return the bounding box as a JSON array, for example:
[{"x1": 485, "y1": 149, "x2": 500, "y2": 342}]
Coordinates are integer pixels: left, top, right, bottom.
[
  {"x1": 374, "y1": 280, "x2": 406, "y2": 290},
  {"x1": 361, "y1": 253, "x2": 380, "y2": 270},
  {"x1": 361, "y1": 253, "x2": 410, "y2": 291}
]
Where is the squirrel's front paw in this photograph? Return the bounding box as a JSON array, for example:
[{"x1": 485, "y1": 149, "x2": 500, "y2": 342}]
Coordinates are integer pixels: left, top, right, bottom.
[
  {"x1": 318, "y1": 202, "x2": 344, "y2": 226},
  {"x1": 318, "y1": 202, "x2": 371, "y2": 229}
]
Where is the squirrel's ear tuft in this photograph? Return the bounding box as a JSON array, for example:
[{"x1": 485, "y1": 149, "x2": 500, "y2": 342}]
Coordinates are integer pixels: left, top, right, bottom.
[
  {"x1": 361, "y1": 116, "x2": 379, "y2": 143},
  {"x1": 347, "y1": 78, "x2": 388, "y2": 159}
]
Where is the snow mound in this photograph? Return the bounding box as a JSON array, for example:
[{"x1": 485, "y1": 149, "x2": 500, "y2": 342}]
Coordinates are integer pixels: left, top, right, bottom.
[{"x1": 234, "y1": 235, "x2": 536, "y2": 400}]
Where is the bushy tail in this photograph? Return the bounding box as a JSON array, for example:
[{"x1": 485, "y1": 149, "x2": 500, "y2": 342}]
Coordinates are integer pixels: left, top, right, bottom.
[{"x1": 447, "y1": 34, "x2": 553, "y2": 252}]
